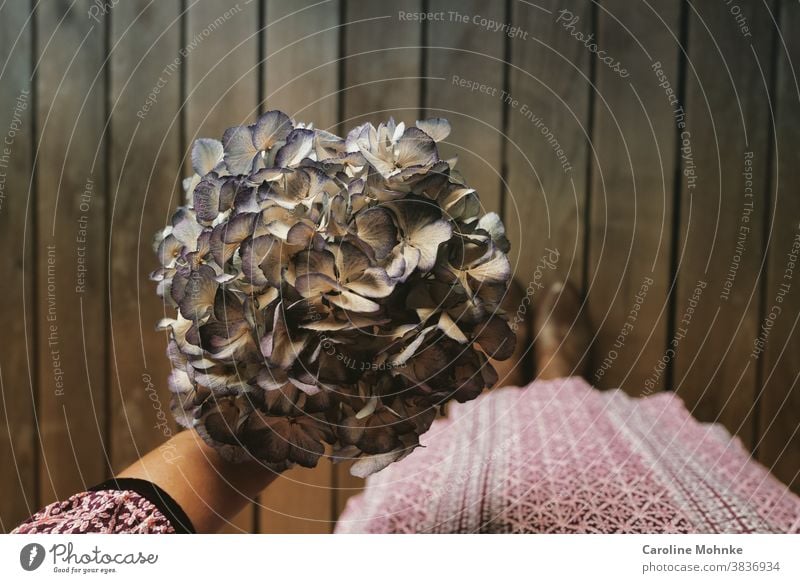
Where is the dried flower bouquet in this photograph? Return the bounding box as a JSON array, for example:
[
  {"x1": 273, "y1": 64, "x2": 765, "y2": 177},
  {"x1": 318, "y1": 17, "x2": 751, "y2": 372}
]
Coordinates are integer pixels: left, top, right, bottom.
[{"x1": 153, "y1": 112, "x2": 514, "y2": 477}]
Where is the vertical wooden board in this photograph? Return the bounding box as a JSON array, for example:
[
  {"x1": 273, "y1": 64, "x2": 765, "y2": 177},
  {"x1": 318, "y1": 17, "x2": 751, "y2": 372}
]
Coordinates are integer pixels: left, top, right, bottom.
[
  {"x1": 35, "y1": 0, "x2": 109, "y2": 506},
  {"x1": 424, "y1": 0, "x2": 505, "y2": 214},
  {"x1": 264, "y1": 0, "x2": 339, "y2": 130},
  {"x1": 0, "y1": 0, "x2": 36, "y2": 531},
  {"x1": 260, "y1": 0, "x2": 340, "y2": 533},
  {"x1": 342, "y1": 0, "x2": 422, "y2": 128},
  {"x1": 505, "y1": 0, "x2": 591, "y2": 315},
  {"x1": 586, "y1": 1, "x2": 680, "y2": 393},
  {"x1": 214, "y1": 506, "x2": 253, "y2": 534},
  {"x1": 334, "y1": 0, "x2": 423, "y2": 518},
  {"x1": 758, "y1": 0, "x2": 800, "y2": 493},
  {"x1": 259, "y1": 461, "x2": 335, "y2": 533},
  {"x1": 185, "y1": 0, "x2": 260, "y2": 144},
  {"x1": 108, "y1": 2, "x2": 182, "y2": 471},
  {"x1": 186, "y1": 0, "x2": 260, "y2": 533},
  {"x1": 673, "y1": 2, "x2": 774, "y2": 447}
]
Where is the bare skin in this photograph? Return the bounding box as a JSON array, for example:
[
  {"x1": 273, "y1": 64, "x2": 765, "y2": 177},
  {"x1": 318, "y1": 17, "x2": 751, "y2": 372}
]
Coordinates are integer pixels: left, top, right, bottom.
[{"x1": 118, "y1": 429, "x2": 278, "y2": 533}]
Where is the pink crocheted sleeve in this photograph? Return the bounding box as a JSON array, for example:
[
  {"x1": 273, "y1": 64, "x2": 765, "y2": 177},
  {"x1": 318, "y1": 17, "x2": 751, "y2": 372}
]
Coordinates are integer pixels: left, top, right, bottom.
[
  {"x1": 335, "y1": 377, "x2": 800, "y2": 534},
  {"x1": 12, "y1": 478, "x2": 194, "y2": 534}
]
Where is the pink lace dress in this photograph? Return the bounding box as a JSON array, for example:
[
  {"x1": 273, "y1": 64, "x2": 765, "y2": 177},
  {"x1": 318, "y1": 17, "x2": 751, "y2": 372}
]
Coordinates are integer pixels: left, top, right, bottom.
[
  {"x1": 12, "y1": 478, "x2": 194, "y2": 534},
  {"x1": 336, "y1": 377, "x2": 800, "y2": 533}
]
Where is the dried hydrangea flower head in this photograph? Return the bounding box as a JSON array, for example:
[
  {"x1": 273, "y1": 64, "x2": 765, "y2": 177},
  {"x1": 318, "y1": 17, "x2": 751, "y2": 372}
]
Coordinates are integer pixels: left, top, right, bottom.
[{"x1": 153, "y1": 112, "x2": 514, "y2": 477}]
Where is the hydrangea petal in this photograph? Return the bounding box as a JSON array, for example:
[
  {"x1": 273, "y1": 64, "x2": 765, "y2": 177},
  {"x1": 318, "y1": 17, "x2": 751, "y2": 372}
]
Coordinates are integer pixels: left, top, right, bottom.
[
  {"x1": 191, "y1": 138, "x2": 224, "y2": 176},
  {"x1": 222, "y1": 125, "x2": 257, "y2": 175},
  {"x1": 415, "y1": 118, "x2": 451, "y2": 142},
  {"x1": 252, "y1": 110, "x2": 293, "y2": 150},
  {"x1": 327, "y1": 289, "x2": 381, "y2": 313},
  {"x1": 275, "y1": 128, "x2": 315, "y2": 167},
  {"x1": 394, "y1": 126, "x2": 437, "y2": 169},
  {"x1": 353, "y1": 206, "x2": 398, "y2": 261}
]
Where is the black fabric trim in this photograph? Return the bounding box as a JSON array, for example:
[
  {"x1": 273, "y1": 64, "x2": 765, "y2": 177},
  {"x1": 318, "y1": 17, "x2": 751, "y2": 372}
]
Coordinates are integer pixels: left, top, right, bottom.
[{"x1": 90, "y1": 477, "x2": 196, "y2": 534}]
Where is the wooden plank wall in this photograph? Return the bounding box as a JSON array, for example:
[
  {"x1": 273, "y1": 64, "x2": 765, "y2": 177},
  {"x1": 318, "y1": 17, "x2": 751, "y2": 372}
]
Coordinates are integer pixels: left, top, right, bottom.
[
  {"x1": 673, "y1": 0, "x2": 774, "y2": 451},
  {"x1": 506, "y1": 0, "x2": 591, "y2": 295},
  {"x1": 759, "y1": 0, "x2": 800, "y2": 491},
  {"x1": 0, "y1": 0, "x2": 36, "y2": 531},
  {"x1": 35, "y1": 0, "x2": 110, "y2": 510},
  {"x1": 109, "y1": 0, "x2": 181, "y2": 496},
  {"x1": 587, "y1": 0, "x2": 680, "y2": 394},
  {"x1": 1, "y1": 0, "x2": 798, "y2": 533}
]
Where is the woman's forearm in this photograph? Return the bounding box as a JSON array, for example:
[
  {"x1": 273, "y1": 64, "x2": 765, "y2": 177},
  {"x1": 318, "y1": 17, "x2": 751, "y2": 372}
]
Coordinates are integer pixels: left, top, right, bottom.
[{"x1": 118, "y1": 430, "x2": 278, "y2": 533}]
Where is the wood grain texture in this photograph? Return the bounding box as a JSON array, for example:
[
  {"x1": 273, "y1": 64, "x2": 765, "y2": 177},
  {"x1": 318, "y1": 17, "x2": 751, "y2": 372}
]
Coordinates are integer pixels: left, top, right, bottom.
[
  {"x1": 341, "y1": 0, "x2": 422, "y2": 128},
  {"x1": 108, "y1": 0, "x2": 182, "y2": 473},
  {"x1": 35, "y1": 0, "x2": 109, "y2": 507},
  {"x1": 185, "y1": 0, "x2": 260, "y2": 533},
  {"x1": 334, "y1": 0, "x2": 424, "y2": 517},
  {"x1": 260, "y1": 0, "x2": 340, "y2": 533},
  {"x1": 757, "y1": 0, "x2": 800, "y2": 493},
  {"x1": 424, "y1": 0, "x2": 505, "y2": 215},
  {"x1": 586, "y1": 0, "x2": 681, "y2": 394},
  {"x1": 0, "y1": 0, "x2": 36, "y2": 532},
  {"x1": 185, "y1": 0, "x2": 260, "y2": 145},
  {"x1": 259, "y1": 461, "x2": 335, "y2": 533},
  {"x1": 264, "y1": 0, "x2": 339, "y2": 131},
  {"x1": 673, "y1": 0, "x2": 775, "y2": 448},
  {"x1": 504, "y1": 0, "x2": 591, "y2": 337},
  {"x1": 0, "y1": 0, "x2": 797, "y2": 531}
]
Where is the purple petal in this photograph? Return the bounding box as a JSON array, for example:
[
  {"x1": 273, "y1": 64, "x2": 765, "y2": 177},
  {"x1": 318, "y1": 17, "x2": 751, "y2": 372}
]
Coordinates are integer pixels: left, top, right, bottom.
[
  {"x1": 347, "y1": 267, "x2": 396, "y2": 298},
  {"x1": 252, "y1": 110, "x2": 293, "y2": 150},
  {"x1": 222, "y1": 125, "x2": 257, "y2": 175},
  {"x1": 275, "y1": 128, "x2": 315, "y2": 167},
  {"x1": 177, "y1": 265, "x2": 218, "y2": 321},
  {"x1": 294, "y1": 248, "x2": 337, "y2": 280},
  {"x1": 191, "y1": 138, "x2": 224, "y2": 176},
  {"x1": 474, "y1": 316, "x2": 516, "y2": 361},
  {"x1": 350, "y1": 449, "x2": 405, "y2": 478},
  {"x1": 353, "y1": 206, "x2": 398, "y2": 261},
  {"x1": 415, "y1": 118, "x2": 451, "y2": 142},
  {"x1": 193, "y1": 176, "x2": 222, "y2": 223},
  {"x1": 394, "y1": 126, "x2": 437, "y2": 169},
  {"x1": 410, "y1": 219, "x2": 452, "y2": 272},
  {"x1": 327, "y1": 289, "x2": 381, "y2": 313}
]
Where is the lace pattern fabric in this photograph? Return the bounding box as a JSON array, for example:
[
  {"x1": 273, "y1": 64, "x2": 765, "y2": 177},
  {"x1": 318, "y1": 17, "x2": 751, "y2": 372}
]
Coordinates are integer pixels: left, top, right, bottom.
[
  {"x1": 12, "y1": 489, "x2": 176, "y2": 534},
  {"x1": 335, "y1": 377, "x2": 800, "y2": 533}
]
